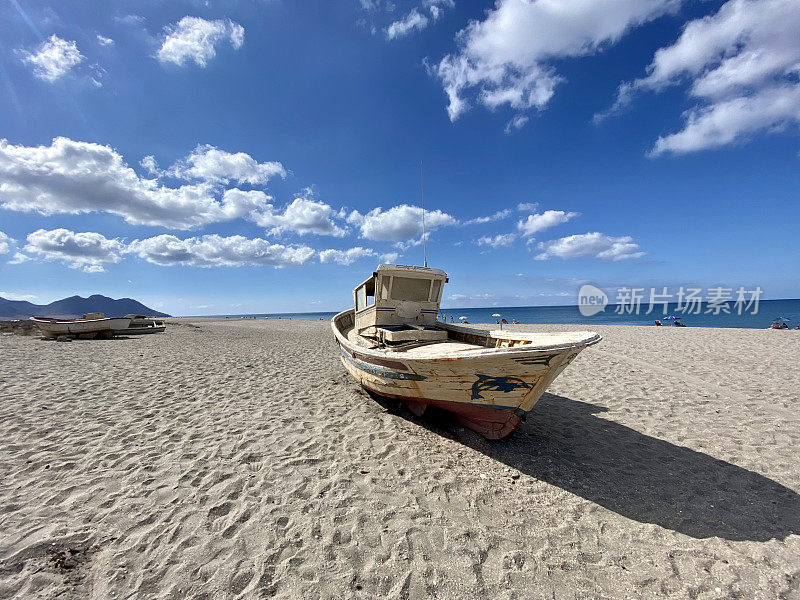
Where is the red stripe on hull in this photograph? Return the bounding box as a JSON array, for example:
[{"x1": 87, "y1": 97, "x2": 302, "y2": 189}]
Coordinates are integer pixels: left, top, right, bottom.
[{"x1": 372, "y1": 389, "x2": 524, "y2": 440}]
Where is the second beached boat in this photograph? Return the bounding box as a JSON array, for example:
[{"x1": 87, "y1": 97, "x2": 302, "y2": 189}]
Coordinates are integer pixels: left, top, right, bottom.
[
  {"x1": 332, "y1": 264, "x2": 601, "y2": 439},
  {"x1": 122, "y1": 315, "x2": 167, "y2": 334}
]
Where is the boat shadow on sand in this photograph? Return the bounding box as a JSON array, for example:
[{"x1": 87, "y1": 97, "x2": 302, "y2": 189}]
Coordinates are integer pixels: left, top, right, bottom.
[{"x1": 372, "y1": 392, "x2": 800, "y2": 542}]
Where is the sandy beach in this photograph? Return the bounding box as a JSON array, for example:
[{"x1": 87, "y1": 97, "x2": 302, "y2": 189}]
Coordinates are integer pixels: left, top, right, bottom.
[{"x1": 1, "y1": 319, "x2": 798, "y2": 599}]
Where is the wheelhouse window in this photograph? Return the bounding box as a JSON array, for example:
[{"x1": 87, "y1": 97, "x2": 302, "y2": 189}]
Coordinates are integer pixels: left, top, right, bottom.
[
  {"x1": 356, "y1": 279, "x2": 376, "y2": 312},
  {"x1": 390, "y1": 277, "x2": 431, "y2": 302},
  {"x1": 430, "y1": 279, "x2": 442, "y2": 302},
  {"x1": 379, "y1": 276, "x2": 391, "y2": 300}
]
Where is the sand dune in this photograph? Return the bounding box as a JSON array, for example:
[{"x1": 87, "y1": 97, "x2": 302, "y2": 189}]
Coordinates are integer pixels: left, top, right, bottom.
[{"x1": 1, "y1": 320, "x2": 798, "y2": 599}]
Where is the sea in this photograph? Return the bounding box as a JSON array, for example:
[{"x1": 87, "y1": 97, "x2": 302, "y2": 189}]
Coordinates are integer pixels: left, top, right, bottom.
[{"x1": 204, "y1": 298, "x2": 800, "y2": 329}]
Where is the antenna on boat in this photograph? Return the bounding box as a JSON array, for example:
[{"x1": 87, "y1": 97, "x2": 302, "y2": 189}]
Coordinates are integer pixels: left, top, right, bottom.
[{"x1": 420, "y1": 160, "x2": 427, "y2": 268}]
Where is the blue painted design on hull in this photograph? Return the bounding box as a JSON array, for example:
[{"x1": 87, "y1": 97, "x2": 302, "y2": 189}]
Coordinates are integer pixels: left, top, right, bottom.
[
  {"x1": 471, "y1": 374, "x2": 532, "y2": 400},
  {"x1": 339, "y1": 346, "x2": 426, "y2": 381}
]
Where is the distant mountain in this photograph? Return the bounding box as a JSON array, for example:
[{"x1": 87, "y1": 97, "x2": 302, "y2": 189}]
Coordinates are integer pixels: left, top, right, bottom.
[{"x1": 0, "y1": 295, "x2": 171, "y2": 320}]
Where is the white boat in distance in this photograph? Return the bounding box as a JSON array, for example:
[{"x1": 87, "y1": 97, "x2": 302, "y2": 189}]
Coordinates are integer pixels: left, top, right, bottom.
[
  {"x1": 30, "y1": 313, "x2": 132, "y2": 339},
  {"x1": 332, "y1": 264, "x2": 601, "y2": 439},
  {"x1": 123, "y1": 315, "x2": 167, "y2": 334}
]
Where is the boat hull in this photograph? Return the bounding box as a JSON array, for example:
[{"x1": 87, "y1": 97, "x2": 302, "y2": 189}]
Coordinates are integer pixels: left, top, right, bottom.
[
  {"x1": 122, "y1": 325, "x2": 167, "y2": 335},
  {"x1": 30, "y1": 317, "x2": 132, "y2": 339},
  {"x1": 333, "y1": 310, "x2": 600, "y2": 439}
]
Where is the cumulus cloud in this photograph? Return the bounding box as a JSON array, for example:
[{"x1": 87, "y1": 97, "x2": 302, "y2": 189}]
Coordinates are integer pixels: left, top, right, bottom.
[
  {"x1": 9, "y1": 253, "x2": 30, "y2": 264},
  {"x1": 319, "y1": 247, "x2": 376, "y2": 265},
  {"x1": 0, "y1": 231, "x2": 11, "y2": 254},
  {"x1": 380, "y1": 251, "x2": 400, "y2": 263},
  {"x1": 535, "y1": 232, "x2": 645, "y2": 261},
  {"x1": 253, "y1": 195, "x2": 346, "y2": 237},
  {"x1": 517, "y1": 210, "x2": 579, "y2": 237},
  {"x1": 319, "y1": 247, "x2": 401, "y2": 266},
  {"x1": 603, "y1": 0, "x2": 800, "y2": 155},
  {"x1": 169, "y1": 144, "x2": 286, "y2": 185},
  {"x1": 348, "y1": 204, "x2": 457, "y2": 241},
  {"x1": 24, "y1": 228, "x2": 125, "y2": 273},
  {"x1": 476, "y1": 233, "x2": 517, "y2": 248},
  {"x1": 128, "y1": 234, "x2": 314, "y2": 268},
  {"x1": 157, "y1": 16, "x2": 244, "y2": 67},
  {"x1": 96, "y1": 35, "x2": 114, "y2": 47},
  {"x1": 430, "y1": 0, "x2": 680, "y2": 121},
  {"x1": 17, "y1": 34, "x2": 85, "y2": 82},
  {"x1": 0, "y1": 137, "x2": 272, "y2": 229},
  {"x1": 140, "y1": 155, "x2": 161, "y2": 176}
]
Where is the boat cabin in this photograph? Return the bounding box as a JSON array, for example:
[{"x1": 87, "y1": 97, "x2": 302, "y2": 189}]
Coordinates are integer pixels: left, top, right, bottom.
[{"x1": 353, "y1": 264, "x2": 448, "y2": 344}]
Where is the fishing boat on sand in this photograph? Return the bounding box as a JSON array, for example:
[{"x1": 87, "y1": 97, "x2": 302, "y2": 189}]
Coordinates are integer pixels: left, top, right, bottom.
[
  {"x1": 30, "y1": 313, "x2": 132, "y2": 339},
  {"x1": 332, "y1": 264, "x2": 601, "y2": 439},
  {"x1": 122, "y1": 315, "x2": 167, "y2": 334}
]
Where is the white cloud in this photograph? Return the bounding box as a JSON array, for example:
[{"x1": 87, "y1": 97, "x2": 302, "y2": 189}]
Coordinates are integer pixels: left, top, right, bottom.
[
  {"x1": 0, "y1": 291, "x2": 37, "y2": 301},
  {"x1": 605, "y1": 0, "x2": 800, "y2": 154},
  {"x1": 0, "y1": 137, "x2": 271, "y2": 229},
  {"x1": 97, "y1": 35, "x2": 114, "y2": 47},
  {"x1": 462, "y1": 209, "x2": 511, "y2": 225},
  {"x1": 17, "y1": 34, "x2": 85, "y2": 82},
  {"x1": 651, "y1": 85, "x2": 800, "y2": 155},
  {"x1": 517, "y1": 210, "x2": 579, "y2": 237},
  {"x1": 386, "y1": 8, "x2": 428, "y2": 39},
  {"x1": 348, "y1": 204, "x2": 457, "y2": 241},
  {"x1": 504, "y1": 115, "x2": 529, "y2": 133},
  {"x1": 169, "y1": 144, "x2": 286, "y2": 185},
  {"x1": 0, "y1": 231, "x2": 10, "y2": 254},
  {"x1": 24, "y1": 228, "x2": 125, "y2": 273},
  {"x1": 9, "y1": 253, "x2": 30, "y2": 264},
  {"x1": 431, "y1": 0, "x2": 680, "y2": 121},
  {"x1": 318, "y1": 247, "x2": 401, "y2": 265},
  {"x1": 254, "y1": 195, "x2": 346, "y2": 237},
  {"x1": 476, "y1": 233, "x2": 517, "y2": 248},
  {"x1": 517, "y1": 202, "x2": 538, "y2": 212},
  {"x1": 319, "y1": 247, "x2": 376, "y2": 265},
  {"x1": 380, "y1": 251, "x2": 400, "y2": 263},
  {"x1": 157, "y1": 16, "x2": 244, "y2": 67},
  {"x1": 535, "y1": 232, "x2": 645, "y2": 261},
  {"x1": 384, "y1": 1, "x2": 454, "y2": 39},
  {"x1": 128, "y1": 234, "x2": 314, "y2": 268},
  {"x1": 140, "y1": 155, "x2": 161, "y2": 176},
  {"x1": 426, "y1": 0, "x2": 455, "y2": 21}
]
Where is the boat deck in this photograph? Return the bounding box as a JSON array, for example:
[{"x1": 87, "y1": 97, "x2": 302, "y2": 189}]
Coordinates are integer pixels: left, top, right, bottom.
[
  {"x1": 344, "y1": 325, "x2": 483, "y2": 355},
  {"x1": 402, "y1": 341, "x2": 480, "y2": 356}
]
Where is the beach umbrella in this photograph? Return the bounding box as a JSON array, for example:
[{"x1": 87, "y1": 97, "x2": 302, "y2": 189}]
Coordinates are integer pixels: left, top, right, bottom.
[
  {"x1": 492, "y1": 313, "x2": 503, "y2": 329},
  {"x1": 459, "y1": 316, "x2": 468, "y2": 321}
]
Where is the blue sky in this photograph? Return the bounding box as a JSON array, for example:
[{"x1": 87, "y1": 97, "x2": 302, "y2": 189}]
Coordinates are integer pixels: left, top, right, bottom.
[{"x1": 0, "y1": 0, "x2": 798, "y2": 315}]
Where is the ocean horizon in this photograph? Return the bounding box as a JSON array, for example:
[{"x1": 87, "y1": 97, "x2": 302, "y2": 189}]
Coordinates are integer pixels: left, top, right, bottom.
[{"x1": 192, "y1": 298, "x2": 800, "y2": 329}]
